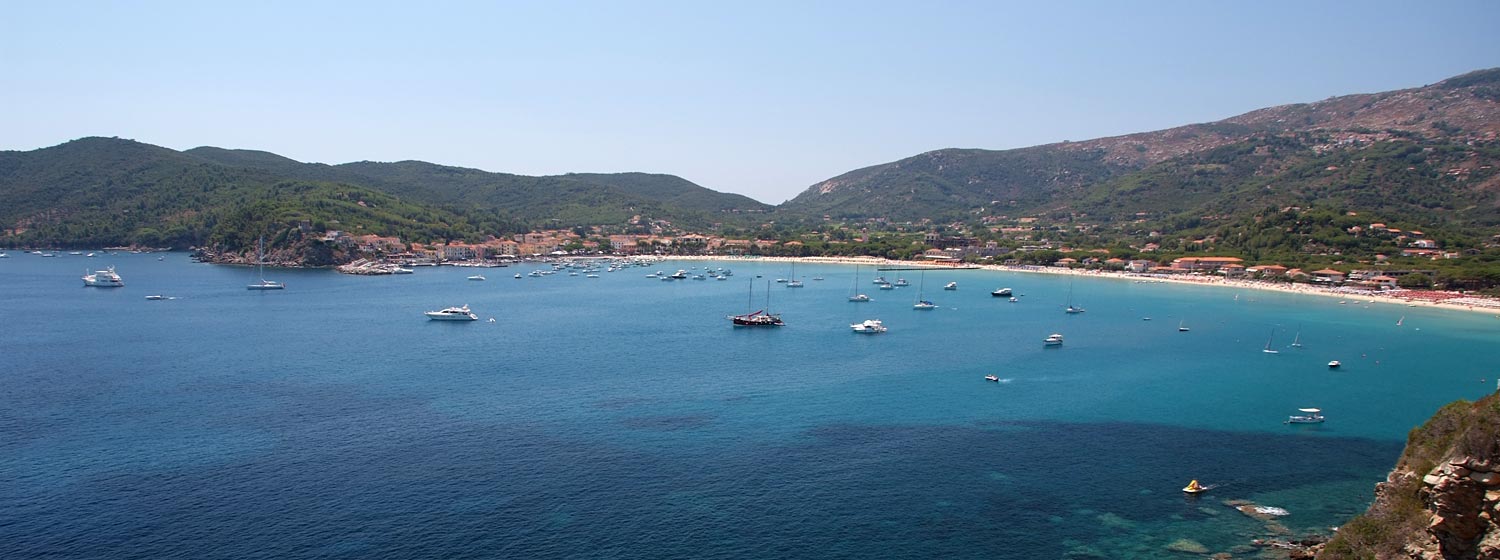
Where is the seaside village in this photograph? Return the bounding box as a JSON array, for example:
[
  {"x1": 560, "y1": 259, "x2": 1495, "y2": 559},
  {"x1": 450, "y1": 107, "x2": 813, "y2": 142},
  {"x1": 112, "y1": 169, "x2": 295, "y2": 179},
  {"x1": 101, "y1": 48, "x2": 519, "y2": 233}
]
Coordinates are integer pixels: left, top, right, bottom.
[{"x1": 325, "y1": 220, "x2": 1500, "y2": 310}]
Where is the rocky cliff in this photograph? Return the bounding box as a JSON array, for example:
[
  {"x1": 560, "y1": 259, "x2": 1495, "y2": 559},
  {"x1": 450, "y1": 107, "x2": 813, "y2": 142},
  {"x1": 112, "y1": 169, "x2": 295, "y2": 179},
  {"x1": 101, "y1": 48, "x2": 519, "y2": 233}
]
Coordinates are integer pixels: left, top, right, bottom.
[{"x1": 1320, "y1": 393, "x2": 1500, "y2": 559}]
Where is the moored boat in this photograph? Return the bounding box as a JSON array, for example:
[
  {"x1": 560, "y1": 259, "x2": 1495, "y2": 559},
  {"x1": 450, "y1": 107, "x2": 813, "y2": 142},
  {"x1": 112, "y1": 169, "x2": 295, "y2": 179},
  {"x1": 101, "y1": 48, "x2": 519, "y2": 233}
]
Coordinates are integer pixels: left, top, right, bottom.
[
  {"x1": 943, "y1": 281, "x2": 957, "y2": 290},
  {"x1": 1044, "y1": 333, "x2": 1064, "y2": 346},
  {"x1": 1327, "y1": 360, "x2": 1341, "y2": 369},
  {"x1": 991, "y1": 287, "x2": 1012, "y2": 297},
  {"x1": 850, "y1": 319, "x2": 887, "y2": 333},
  {"x1": 1285, "y1": 408, "x2": 1325, "y2": 424},
  {"x1": 425, "y1": 304, "x2": 479, "y2": 321},
  {"x1": 83, "y1": 266, "x2": 124, "y2": 287}
]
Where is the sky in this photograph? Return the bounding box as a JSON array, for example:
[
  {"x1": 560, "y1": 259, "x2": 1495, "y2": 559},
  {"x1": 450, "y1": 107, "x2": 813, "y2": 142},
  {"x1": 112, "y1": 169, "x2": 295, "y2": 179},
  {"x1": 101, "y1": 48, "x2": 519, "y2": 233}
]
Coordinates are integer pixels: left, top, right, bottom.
[{"x1": 2, "y1": 1, "x2": 1497, "y2": 204}]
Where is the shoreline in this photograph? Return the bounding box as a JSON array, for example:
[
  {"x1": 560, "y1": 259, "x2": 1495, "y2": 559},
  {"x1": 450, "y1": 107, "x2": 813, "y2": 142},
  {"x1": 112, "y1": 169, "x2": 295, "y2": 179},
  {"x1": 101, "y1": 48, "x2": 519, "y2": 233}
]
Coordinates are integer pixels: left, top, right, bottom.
[{"x1": 665, "y1": 255, "x2": 1500, "y2": 318}]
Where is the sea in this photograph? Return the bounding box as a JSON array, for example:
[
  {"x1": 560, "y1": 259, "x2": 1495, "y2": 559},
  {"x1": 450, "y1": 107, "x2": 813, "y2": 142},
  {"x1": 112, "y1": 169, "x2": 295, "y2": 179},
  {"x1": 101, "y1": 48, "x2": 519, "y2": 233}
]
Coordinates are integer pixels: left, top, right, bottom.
[{"x1": 4, "y1": 253, "x2": 1499, "y2": 559}]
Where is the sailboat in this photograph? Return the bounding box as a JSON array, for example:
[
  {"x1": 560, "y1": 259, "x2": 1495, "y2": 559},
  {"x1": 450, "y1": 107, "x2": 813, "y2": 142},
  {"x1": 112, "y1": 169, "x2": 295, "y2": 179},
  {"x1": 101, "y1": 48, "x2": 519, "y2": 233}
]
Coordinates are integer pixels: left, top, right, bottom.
[
  {"x1": 729, "y1": 280, "x2": 784, "y2": 327},
  {"x1": 1262, "y1": 328, "x2": 1279, "y2": 354},
  {"x1": 246, "y1": 236, "x2": 286, "y2": 290},
  {"x1": 1178, "y1": 320, "x2": 1190, "y2": 332},
  {"x1": 1290, "y1": 329, "x2": 1303, "y2": 348},
  {"x1": 1064, "y1": 281, "x2": 1085, "y2": 314},
  {"x1": 786, "y1": 261, "x2": 803, "y2": 288},
  {"x1": 849, "y1": 265, "x2": 870, "y2": 302},
  {"x1": 1397, "y1": 316, "x2": 1405, "y2": 326},
  {"x1": 913, "y1": 271, "x2": 935, "y2": 310}
]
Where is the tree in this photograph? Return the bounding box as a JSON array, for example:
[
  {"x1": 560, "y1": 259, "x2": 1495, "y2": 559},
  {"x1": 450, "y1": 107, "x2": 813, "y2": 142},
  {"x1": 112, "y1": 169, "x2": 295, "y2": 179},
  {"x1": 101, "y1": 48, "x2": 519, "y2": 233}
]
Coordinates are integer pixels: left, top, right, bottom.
[{"x1": 1398, "y1": 273, "x2": 1432, "y2": 289}]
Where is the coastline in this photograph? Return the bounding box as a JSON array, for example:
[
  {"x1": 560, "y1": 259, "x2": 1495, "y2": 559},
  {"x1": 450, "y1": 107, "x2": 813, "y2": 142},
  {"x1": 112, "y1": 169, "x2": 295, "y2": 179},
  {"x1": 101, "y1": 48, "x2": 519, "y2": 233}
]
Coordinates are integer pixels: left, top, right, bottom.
[{"x1": 667, "y1": 255, "x2": 1500, "y2": 318}]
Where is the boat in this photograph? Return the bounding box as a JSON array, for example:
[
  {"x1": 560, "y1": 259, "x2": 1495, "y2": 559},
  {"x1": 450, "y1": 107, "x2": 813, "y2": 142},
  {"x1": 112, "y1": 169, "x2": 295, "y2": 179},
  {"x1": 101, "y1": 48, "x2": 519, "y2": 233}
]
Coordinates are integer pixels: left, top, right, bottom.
[
  {"x1": 144, "y1": 295, "x2": 170, "y2": 300},
  {"x1": 82, "y1": 266, "x2": 124, "y2": 287},
  {"x1": 984, "y1": 374, "x2": 1000, "y2": 382},
  {"x1": 515, "y1": 273, "x2": 523, "y2": 279},
  {"x1": 913, "y1": 272, "x2": 935, "y2": 309},
  {"x1": 850, "y1": 319, "x2": 887, "y2": 333},
  {"x1": 893, "y1": 278, "x2": 909, "y2": 287},
  {"x1": 849, "y1": 265, "x2": 871, "y2": 302},
  {"x1": 729, "y1": 280, "x2": 784, "y2": 327},
  {"x1": 1397, "y1": 316, "x2": 1405, "y2": 326},
  {"x1": 943, "y1": 281, "x2": 957, "y2": 291},
  {"x1": 1285, "y1": 408, "x2": 1325, "y2": 424},
  {"x1": 1262, "y1": 329, "x2": 1279, "y2": 354},
  {"x1": 1290, "y1": 329, "x2": 1303, "y2": 348},
  {"x1": 393, "y1": 267, "x2": 414, "y2": 274},
  {"x1": 872, "y1": 276, "x2": 888, "y2": 285},
  {"x1": 670, "y1": 270, "x2": 689, "y2": 279},
  {"x1": 0, "y1": 252, "x2": 7, "y2": 258},
  {"x1": 1044, "y1": 333, "x2": 1063, "y2": 346},
  {"x1": 246, "y1": 237, "x2": 286, "y2": 290},
  {"x1": 1064, "y1": 282, "x2": 1085, "y2": 313},
  {"x1": 812, "y1": 276, "x2": 824, "y2": 281},
  {"x1": 425, "y1": 304, "x2": 479, "y2": 321},
  {"x1": 1009, "y1": 296, "x2": 1018, "y2": 302},
  {"x1": 86, "y1": 252, "x2": 95, "y2": 257},
  {"x1": 467, "y1": 274, "x2": 486, "y2": 281},
  {"x1": 1328, "y1": 360, "x2": 1341, "y2": 369},
  {"x1": 1178, "y1": 320, "x2": 1190, "y2": 332},
  {"x1": 1182, "y1": 480, "x2": 1210, "y2": 494},
  {"x1": 991, "y1": 287, "x2": 1013, "y2": 297}
]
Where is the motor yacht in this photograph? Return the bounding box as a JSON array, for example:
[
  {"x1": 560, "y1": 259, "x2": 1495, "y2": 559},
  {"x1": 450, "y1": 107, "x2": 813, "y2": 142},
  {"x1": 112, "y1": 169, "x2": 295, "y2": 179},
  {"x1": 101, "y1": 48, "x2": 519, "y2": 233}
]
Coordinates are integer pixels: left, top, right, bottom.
[
  {"x1": 850, "y1": 319, "x2": 887, "y2": 334},
  {"x1": 83, "y1": 266, "x2": 124, "y2": 287},
  {"x1": 425, "y1": 305, "x2": 479, "y2": 321}
]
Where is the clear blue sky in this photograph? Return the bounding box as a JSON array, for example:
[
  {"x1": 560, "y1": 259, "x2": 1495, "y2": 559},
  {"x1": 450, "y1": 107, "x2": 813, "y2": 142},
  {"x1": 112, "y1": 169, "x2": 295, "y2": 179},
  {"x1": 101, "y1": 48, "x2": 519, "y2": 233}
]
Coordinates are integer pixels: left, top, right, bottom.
[{"x1": 3, "y1": 1, "x2": 1497, "y2": 204}]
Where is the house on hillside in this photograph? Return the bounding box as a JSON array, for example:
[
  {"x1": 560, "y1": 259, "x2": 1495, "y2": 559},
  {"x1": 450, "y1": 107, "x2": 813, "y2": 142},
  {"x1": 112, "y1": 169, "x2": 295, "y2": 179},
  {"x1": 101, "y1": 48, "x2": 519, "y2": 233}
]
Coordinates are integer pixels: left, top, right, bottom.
[{"x1": 1170, "y1": 256, "x2": 1244, "y2": 272}]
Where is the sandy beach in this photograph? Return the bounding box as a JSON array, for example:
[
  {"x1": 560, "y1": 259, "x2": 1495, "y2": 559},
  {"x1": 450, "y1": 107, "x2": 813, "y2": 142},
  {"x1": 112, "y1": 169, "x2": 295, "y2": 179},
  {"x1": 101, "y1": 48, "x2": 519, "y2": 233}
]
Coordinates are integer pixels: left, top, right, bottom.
[{"x1": 665, "y1": 255, "x2": 1500, "y2": 318}]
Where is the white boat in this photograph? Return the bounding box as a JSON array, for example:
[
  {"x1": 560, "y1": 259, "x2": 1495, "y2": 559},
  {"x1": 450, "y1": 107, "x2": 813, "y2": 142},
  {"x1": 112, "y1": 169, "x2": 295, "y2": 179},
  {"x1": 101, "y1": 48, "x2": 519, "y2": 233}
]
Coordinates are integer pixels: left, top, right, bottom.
[
  {"x1": 873, "y1": 276, "x2": 888, "y2": 285},
  {"x1": 1285, "y1": 408, "x2": 1325, "y2": 424},
  {"x1": 1178, "y1": 320, "x2": 1190, "y2": 332},
  {"x1": 515, "y1": 273, "x2": 523, "y2": 279},
  {"x1": 1009, "y1": 297, "x2": 1018, "y2": 302},
  {"x1": 849, "y1": 265, "x2": 872, "y2": 301},
  {"x1": 877, "y1": 282, "x2": 894, "y2": 290},
  {"x1": 984, "y1": 374, "x2": 1000, "y2": 382},
  {"x1": 1262, "y1": 329, "x2": 1279, "y2": 354},
  {"x1": 1328, "y1": 360, "x2": 1341, "y2": 369},
  {"x1": 425, "y1": 305, "x2": 479, "y2": 321},
  {"x1": 1063, "y1": 282, "x2": 1084, "y2": 313},
  {"x1": 850, "y1": 319, "x2": 887, "y2": 333},
  {"x1": 246, "y1": 237, "x2": 285, "y2": 290},
  {"x1": 145, "y1": 295, "x2": 170, "y2": 300},
  {"x1": 83, "y1": 266, "x2": 124, "y2": 287},
  {"x1": 913, "y1": 271, "x2": 935, "y2": 309},
  {"x1": 943, "y1": 282, "x2": 957, "y2": 291},
  {"x1": 467, "y1": 275, "x2": 486, "y2": 281},
  {"x1": 86, "y1": 253, "x2": 96, "y2": 257},
  {"x1": 670, "y1": 270, "x2": 689, "y2": 279},
  {"x1": 1044, "y1": 333, "x2": 1064, "y2": 346},
  {"x1": 1290, "y1": 330, "x2": 1302, "y2": 348},
  {"x1": 0, "y1": 252, "x2": 7, "y2": 258},
  {"x1": 991, "y1": 287, "x2": 1013, "y2": 297}
]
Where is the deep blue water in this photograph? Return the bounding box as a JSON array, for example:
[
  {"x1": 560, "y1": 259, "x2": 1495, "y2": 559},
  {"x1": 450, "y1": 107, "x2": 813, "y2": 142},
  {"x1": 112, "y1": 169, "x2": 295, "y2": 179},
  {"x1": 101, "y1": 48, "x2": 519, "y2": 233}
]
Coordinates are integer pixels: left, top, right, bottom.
[{"x1": 3, "y1": 254, "x2": 1498, "y2": 558}]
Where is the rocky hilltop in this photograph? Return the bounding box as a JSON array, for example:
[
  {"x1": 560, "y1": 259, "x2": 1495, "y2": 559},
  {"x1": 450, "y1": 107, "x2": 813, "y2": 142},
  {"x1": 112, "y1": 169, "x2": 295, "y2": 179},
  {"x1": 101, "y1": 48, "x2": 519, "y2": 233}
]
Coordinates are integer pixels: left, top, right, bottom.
[{"x1": 1320, "y1": 392, "x2": 1500, "y2": 559}]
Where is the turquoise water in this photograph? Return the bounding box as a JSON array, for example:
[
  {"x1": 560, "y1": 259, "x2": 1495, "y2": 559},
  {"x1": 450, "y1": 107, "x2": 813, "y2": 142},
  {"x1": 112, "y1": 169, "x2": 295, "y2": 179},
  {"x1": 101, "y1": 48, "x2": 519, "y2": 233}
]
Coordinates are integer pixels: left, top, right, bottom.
[{"x1": 3, "y1": 254, "x2": 1497, "y2": 558}]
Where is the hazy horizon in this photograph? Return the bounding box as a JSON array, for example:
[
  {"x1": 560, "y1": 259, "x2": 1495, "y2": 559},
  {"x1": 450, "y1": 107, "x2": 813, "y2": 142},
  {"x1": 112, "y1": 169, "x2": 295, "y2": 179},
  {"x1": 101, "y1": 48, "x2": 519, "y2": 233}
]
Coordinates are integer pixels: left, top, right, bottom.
[{"x1": 3, "y1": 1, "x2": 1497, "y2": 204}]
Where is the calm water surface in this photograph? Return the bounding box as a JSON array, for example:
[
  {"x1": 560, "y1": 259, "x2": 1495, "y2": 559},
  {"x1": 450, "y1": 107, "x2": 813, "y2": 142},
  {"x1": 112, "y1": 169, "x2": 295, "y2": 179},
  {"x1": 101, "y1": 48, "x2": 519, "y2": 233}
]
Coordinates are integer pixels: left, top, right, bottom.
[{"x1": 3, "y1": 254, "x2": 1498, "y2": 558}]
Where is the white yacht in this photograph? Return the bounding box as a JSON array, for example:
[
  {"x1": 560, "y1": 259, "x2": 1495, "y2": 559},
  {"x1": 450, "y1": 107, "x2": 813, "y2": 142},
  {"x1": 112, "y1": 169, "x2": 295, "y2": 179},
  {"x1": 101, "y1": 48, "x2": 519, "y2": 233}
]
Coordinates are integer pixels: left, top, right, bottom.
[
  {"x1": 246, "y1": 237, "x2": 285, "y2": 290},
  {"x1": 1285, "y1": 408, "x2": 1325, "y2": 424},
  {"x1": 425, "y1": 305, "x2": 479, "y2": 321},
  {"x1": 1043, "y1": 333, "x2": 1064, "y2": 346},
  {"x1": 83, "y1": 266, "x2": 124, "y2": 287},
  {"x1": 1327, "y1": 360, "x2": 1341, "y2": 369},
  {"x1": 850, "y1": 319, "x2": 887, "y2": 334},
  {"x1": 943, "y1": 282, "x2": 957, "y2": 290},
  {"x1": 467, "y1": 274, "x2": 486, "y2": 281},
  {"x1": 991, "y1": 287, "x2": 1013, "y2": 297}
]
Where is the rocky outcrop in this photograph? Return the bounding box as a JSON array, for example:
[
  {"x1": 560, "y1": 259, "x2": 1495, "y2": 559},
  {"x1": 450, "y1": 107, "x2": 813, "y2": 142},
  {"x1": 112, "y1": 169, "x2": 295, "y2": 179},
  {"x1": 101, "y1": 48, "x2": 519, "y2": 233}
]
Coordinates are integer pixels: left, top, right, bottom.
[{"x1": 1320, "y1": 395, "x2": 1500, "y2": 559}]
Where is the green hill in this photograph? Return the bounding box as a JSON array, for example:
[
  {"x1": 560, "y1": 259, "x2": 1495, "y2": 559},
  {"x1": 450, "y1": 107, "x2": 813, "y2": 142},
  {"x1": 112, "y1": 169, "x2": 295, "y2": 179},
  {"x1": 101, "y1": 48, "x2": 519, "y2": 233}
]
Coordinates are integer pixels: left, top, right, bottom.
[
  {"x1": 1, "y1": 138, "x2": 768, "y2": 252},
  {"x1": 779, "y1": 69, "x2": 1500, "y2": 236}
]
